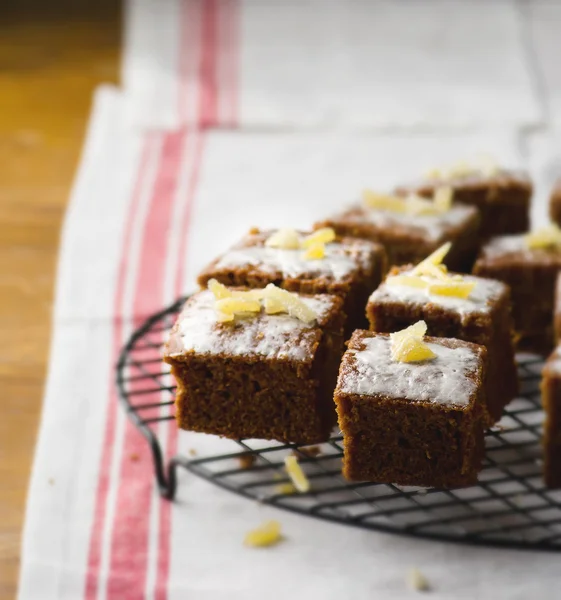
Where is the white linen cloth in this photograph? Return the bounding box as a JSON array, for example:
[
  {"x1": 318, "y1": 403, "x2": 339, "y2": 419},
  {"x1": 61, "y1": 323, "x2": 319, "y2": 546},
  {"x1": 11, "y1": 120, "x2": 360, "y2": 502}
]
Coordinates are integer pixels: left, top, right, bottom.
[
  {"x1": 122, "y1": 0, "x2": 544, "y2": 130},
  {"x1": 18, "y1": 86, "x2": 561, "y2": 600}
]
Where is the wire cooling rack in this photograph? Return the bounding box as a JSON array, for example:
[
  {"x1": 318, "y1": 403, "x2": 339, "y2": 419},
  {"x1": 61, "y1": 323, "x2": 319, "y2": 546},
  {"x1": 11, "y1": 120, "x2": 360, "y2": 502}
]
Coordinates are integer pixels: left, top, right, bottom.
[{"x1": 117, "y1": 297, "x2": 561, "y2": 552}]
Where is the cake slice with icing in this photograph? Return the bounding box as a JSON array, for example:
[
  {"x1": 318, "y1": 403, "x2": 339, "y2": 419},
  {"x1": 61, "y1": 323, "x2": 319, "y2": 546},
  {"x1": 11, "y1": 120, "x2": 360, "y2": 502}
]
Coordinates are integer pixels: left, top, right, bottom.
[{"x1": 334, "y1": 327, "x2": 487, "y2": 487}]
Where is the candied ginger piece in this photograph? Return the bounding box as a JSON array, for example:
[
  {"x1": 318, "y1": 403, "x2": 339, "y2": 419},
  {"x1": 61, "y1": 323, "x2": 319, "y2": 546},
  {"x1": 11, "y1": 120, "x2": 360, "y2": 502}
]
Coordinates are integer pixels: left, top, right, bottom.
[
  {"x1": 233, "y1": 288, "x2": 265, "y2": 300},
  {"x1": 275, "y1": 482, "x2": 296, "y2": 495},
  {"x1": 423, "y1": 167, "x2": 442, "y2": 180},
  {"x1": 428, "y1": 279, "x2": 476, "y2": 299},
  {"x1": 244, "y1": 520, "x2": 282, "y2": 548},
  {"x1": 265, "y1": 228, "x2": 302, "y2": 249},
  {"x1": 208, "y1": 278, "x2": 231, "y2": 300},
  {"x1": 412, "y1": 243, "x2": 451, "y2": 279},
  {"x1": 301, "y1": 227, "x2": 335, "y2": 249},
  {"x1": 303, "y1": 243, "x2": 325, "y2": 260},
  {"x1": 524, "y1": 224, "x2": 561, "y2": 250},
  {"x1": 390, "y1": 321, "x2": 435, "y2": 363},
  {"x1": 216, "y1": 311, "x2": 235, "y2": 323},
  {"x1": 386, "y1": 275, "x2": 428, "y2": 289},
  {"x1": 264, "y1": 297, "x2": 285, "y2": 315},
  {"x1": 284, "y1": 456, "x2": 311, "y2": 493},
  {"x1": 264, "y1": 284, "x2": 316, "y2": 324},
  {"x1": 406, "y1": 567, "x2": 430, "y2": 592},
  {"x1": 433, "y1": 186, "x2": 453, "y2": 211},
  {"x1": 391, "y1": 335, "x2": 436, "y2": 363},
  {"x1": 363, "y1": 189, "x2": 407, "y2": 213},
  {"x1": 406, "y1": 194, "x2": 440, "y2": 216},
  {"x1": 390, "y1": 321, "x2": 428, "y2": 346},
  {"x1": 215, "y1": 297, "x2": 261, "y2": 315}
]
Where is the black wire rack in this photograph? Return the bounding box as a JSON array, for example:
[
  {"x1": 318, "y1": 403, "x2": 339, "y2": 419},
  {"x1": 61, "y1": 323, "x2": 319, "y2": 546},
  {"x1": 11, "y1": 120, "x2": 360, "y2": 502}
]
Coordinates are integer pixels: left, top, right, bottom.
[{"x1": 116, "y1": 297, "x2": 561, "y2": 552}]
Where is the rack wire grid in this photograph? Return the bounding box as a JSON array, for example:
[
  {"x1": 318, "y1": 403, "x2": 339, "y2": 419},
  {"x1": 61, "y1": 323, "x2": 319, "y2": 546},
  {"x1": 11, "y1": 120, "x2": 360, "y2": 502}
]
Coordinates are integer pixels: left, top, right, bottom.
[{"x1": 117, "y1": 296, "x2": 561, "y2": 552}]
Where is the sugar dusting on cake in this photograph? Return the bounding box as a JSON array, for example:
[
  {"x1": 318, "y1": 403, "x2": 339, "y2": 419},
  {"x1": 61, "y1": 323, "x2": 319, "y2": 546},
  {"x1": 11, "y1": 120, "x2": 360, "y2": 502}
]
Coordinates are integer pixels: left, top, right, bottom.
[
  {"x1": 370, "y1": 270, "x2": 504, "y2": 318},
  {"x1": 341, "y1": 203, "x2": 476, "y2": 242},
  {"x1": 340, "y1": 336, "x2": 478, "y2": 407},
  {"x1": 212, "y1": 240, "x2": 372, "y2": 282},
  {"x1": 169, "y1": 290, "x2": 335, "y2": 361}
]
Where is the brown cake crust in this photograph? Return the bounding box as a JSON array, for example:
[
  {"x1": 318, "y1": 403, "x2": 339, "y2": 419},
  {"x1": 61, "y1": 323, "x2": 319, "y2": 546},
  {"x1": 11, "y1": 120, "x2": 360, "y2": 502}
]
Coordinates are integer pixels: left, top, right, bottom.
[
  {"x1": 473, "y1": 237, "x2": 561, "y2": 354},
  {"x1": 549, "y1": 178, "x2": 561, "y2": 227},
  {"x1": 366, "y1": 266, "x2": 518, "y2": 424},
  {"x1": 164, "y1": 289, "x2": 345, "y2": 444},
  {"x1": 315, "y1": 204, "x2": 480, "y2": 273},
  {"x1": 396, "y1": 169, "x2": 532, "y2": 240},
  {"x1": 334, "y1": 331, "x2": 486, "y2": 487},
  {"x1": 541, "y1": 348, "x2": 561, "y2": 488},
  {"x1": 197, "y1": 228, "x2": 387, "y2": 335}
]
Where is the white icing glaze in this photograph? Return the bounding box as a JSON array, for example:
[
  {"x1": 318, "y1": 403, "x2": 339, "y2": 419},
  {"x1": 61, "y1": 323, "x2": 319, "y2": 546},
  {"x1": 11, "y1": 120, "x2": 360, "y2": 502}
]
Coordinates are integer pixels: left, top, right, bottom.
[
  {"x1": 480, "y1": 234, "x2": 527, "y2": 258},
  {"x1": 212, "y1": 241, "x2": 372, "y2": 282},
  {"x1": 340, "y1": 336, "x2": 478, "y2": 407},
  {"x1": 343, "y1": 203, "x2": 475, "y2": 242},
  {"x1": 169, "y1": 290, "x2": 335, "y2": 361},
  {"x1": 369, "y1": 270, "x2": 504, "y2": 318}
]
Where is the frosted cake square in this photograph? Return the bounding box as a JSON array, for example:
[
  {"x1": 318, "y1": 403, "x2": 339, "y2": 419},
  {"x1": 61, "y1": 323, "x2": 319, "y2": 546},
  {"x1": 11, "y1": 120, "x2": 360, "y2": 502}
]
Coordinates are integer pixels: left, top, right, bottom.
[
  {"x1": 367, "y1": 259, "x2": 517, "y2": 424},
  {"x1": 473, "y1": 230, "x2": 561, "y2": 354},
  {"x1": 315, "y1": 198, "x2": 479, "y2": 272},
  {"x1": 397, "y1": 167, "x2": 531, "y2": 240},
  {"x1": 334, "y1": 330, "x2": 487, "y2": 487},
  {"x1": 197, "y1": 227, "x2": 386, "y2": 335},
  {"x1": 164, "y1": 287, "x2": 345, "y2": 444}
]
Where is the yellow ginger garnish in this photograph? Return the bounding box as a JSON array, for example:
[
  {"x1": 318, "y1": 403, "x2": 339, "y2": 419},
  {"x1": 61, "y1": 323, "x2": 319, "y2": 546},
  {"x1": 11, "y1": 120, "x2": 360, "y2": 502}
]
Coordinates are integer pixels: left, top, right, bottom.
[
  {"x1": 406, "y1": 567, "x2": 430, "y2": 592},
  {"x1": 244, "y1": 520, "x2": 282, "y2": 548},
  {"x1": 275, "y1": 482, "x2": 296, "y2": 495},
  {"x1": 363, "y1": 188, "x2": 453, "y2": 216},
  {"x1": 301, "y1": 227, "x2": 336, "y2": 249},
  {"x1": 265, "y1": 228, "x2": 301, "y2": 249},
  {"x1": 424, "y1": 157, "x2": 499, "y2": 181},
  {"x1": 427, "y1": 280, "x2": 476, "y2": 299},
  {"x1": 264, "y1": 284, "x2": 317, "y2": 324},
  {"x1": 209, "y1": 280, "x2": 318, "y2": 324},
  {"x1": 215, "y1": 297, "x2": 261, "y2": 315},
  {"x1": 388, "y1": 243, "x2": 476, "y2": 300},
  {"x1": 363, "y1": 189, "x2": 407, "y2": 212},
  {"x1": 303, "y1": 243, "x2": 325, "y2": 260},
  {"x1": 411, "y1": 242, "x2": 451, "y2": 280},
  {"x1": 284, "y1": 455, "x2": 311, "y2": 493},
  {"x1": 390, "y1": 321, "x2": 436, "y2": 363},
  {"x1": 208, "y1": 278, "x2": 264, "y2": 301},
  {"x1": 406, "y1": 194, "x2": 440, "y2": 216},
  {"x1": 263, "y1": 297, "x2": 285, "y2": 314},
  {"x1": 434, "y1": 186, "x2": 453, "y2": 211},
  {"x1": 265, "y1": 227, "x2": 336, "y2": 261},
  {"x1": 524, "y1": 224, "x2": 561, "y2": 250},
  {"x1": 208, "y1": 278, "x2": 232, "y2": 300},
  {"x1": 386, "y1": 274, "x2": 428, "y2": 289}
]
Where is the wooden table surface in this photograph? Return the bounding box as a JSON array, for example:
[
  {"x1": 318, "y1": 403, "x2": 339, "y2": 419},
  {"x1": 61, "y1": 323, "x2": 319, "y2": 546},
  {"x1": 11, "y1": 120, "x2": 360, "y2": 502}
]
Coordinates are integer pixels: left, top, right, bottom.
[{"x1": 0, "y1": 4, "x2": 120, "y2": 596}]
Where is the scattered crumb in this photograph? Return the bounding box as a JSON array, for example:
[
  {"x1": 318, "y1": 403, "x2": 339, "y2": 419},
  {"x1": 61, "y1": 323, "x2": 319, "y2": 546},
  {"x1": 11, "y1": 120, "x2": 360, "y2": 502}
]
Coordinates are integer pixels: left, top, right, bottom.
[
  {"x1": 407, "y1": 567, "x2": 430, "y2": 592},
  {"x1": 244, "y1": 520, "x2": 282, "y2": 547},
  {"x1": 48, "y1": 478, "x2": 54, "y2": 486},
  {"x1": 284, "y1": 456, "x2": 311, "y2": 493},
  {"x1": 275, "y1": 483, "x2": 296, "y2": 495},
  {"x1": 239, "y1": 454, "x2": 257, "y2": 469},
  {"x1": 130, "y1": 453, "x2": 140, "y2": 462},
  {"x1": 188, "y1": 448, "x2": 197, "y2": 457},
  {"x1": 294, "y1": 445, "x2": 321, "y2": 458}
]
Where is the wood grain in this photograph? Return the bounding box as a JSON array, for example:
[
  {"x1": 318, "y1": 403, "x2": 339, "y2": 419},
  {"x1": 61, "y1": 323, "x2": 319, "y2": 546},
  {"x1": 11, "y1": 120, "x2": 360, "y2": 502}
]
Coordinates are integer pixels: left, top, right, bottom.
[{"x1": 0, "y1": 5, "x2": 120, "y2": 597}]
